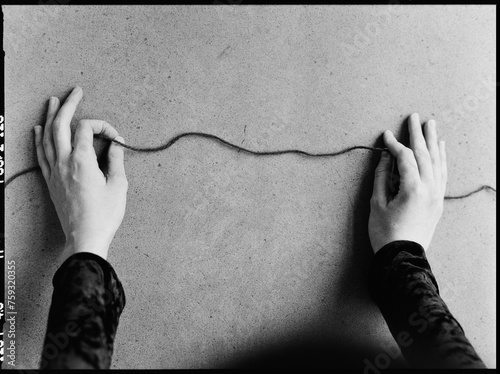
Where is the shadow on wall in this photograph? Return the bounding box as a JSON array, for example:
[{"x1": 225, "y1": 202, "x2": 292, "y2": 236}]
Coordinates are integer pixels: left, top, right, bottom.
[
  {"x1": 7, "y1": 174, "x2": 66, "y2": 368},
  {"x1": 25, "y1": 109, "x2": 412, "y2": 369},
  {"x1": 219, "y1": 120, "x2": 411, "y2": 369},
  {"x1": 225, "y1": 334, "x2": 407, "y2": 369}
]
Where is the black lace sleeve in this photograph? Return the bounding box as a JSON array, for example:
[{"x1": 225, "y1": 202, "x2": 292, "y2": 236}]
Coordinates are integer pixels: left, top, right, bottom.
[
  {"x1": 369, "y1": 240, "x2": 486, "y2": 368},
  {"x1": 40, "y1": 252, "x2": 126, "y2": 369}
]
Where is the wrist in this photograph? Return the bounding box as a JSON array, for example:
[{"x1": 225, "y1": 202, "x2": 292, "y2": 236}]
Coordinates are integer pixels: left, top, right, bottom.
[{"x1": 63, "y1": 235, "x2": 111, "y2": 261}]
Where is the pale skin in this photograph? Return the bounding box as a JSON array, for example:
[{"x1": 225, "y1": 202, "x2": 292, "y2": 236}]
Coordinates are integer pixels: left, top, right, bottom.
[
  {"x1": 369, "y1": 113, "x2": 447, "y2": 253},
  {"x1": 35, "y1": 87, "x2": 446, "y2": 262},
  {"x1": 34, "y1": 86, "x2": 128, "y2": 262}
]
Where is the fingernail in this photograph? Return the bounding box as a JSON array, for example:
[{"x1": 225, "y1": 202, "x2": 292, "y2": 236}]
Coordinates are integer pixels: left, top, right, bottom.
[{"x1": 114, "y1": 136, "x2": 125, "y2": 144}]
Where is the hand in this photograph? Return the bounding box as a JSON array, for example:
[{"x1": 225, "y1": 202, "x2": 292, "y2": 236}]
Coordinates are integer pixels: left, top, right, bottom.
[
  {"x1": 368, "y1": 113, "x2": 447, "y2": 254},
  {"x1": 34, "y1": 86, "x2": 128, "y2": 261}
]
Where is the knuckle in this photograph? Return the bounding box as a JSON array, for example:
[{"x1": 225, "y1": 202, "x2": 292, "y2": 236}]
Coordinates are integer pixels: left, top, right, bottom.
[
  {"x1": 407, "y1": 182, "x2": 423, "y2": 196},
  {"x1": 413, "y1": 147, "x2": 430, "y2": 160},
  {"x1": 374, "y1": 168, "x2": 386, "y2": 178},
  {"x1": 71, "y1": 151, "x2": 89, "y2": 166},
  {"x1": 108, "y1": 151, "x2": 122, "y2": 160},
  {"x1": 430, "y1": 157, "x2": 439, "y2": 166},
  {"x1": 101, "y1": 120, "x2": 113, "y2": 131},
  {"x1": 77, "y1": 119, "x2": 90, "y2": 131},
  {"x1": 75, "y1": 142, "x2": 91, "y2": 154},
  {"x1": 370, "y1": 196, "x2": 382, "y2": 208},
  {"x1": 54, "y1": 161, "x2": 69, "y2": 177},
  {"x1": 397, "y1": 148, "x2": 409, "y2": 158},
  {"x1": 399, "y1": 148, "x2": 415, "y2": 162},
  {"x1": 52, "y1": 117, "x2": 61, "y2": 127}
]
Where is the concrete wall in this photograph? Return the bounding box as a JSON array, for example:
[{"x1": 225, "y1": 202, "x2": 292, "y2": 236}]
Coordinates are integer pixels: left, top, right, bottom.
[{"x1": 4, "y1": 5, "x2": 495, "y2": 369}]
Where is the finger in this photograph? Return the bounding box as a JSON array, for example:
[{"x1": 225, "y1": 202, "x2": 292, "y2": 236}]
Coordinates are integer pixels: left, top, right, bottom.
[
  {"x1": 423, "y1": 119, "x2": 441, "y2": 185},
  {"x1": 439, "y1": 140, "x2": 447, "y2": 196},
  {"x1": 34, "y1": 126, "x2": 50, "y2": 181},
  {"x1": 372, "y1": 150, "x2": 393, "y2": 206},
  {"x1": 52, "y1": 86, "x2": 83, "y2": 160},
  {"x1": 43, "y1": 96, "x2": 61, "y2": 166},
  {"x1": 107, "y1": 136, "x2": 127, "y2": 182},
  {"x1": 73, "y1": 119, "x2": 120, "y2": 155},
  {"x1": 384, "y1": 130, "x2": 420, "y2": 188},
  {"x1": 408, "y1": 113, "x2": 433, "y2": 182}
]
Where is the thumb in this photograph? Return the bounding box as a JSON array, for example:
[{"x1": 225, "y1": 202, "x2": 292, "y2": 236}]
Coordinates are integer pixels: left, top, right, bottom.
[
  {"x1": 107, "y1": 136, "x2": 126, "y2": 181},
  {"x1": 372, "y1": 150, "x2": 393, "y2": 205}
]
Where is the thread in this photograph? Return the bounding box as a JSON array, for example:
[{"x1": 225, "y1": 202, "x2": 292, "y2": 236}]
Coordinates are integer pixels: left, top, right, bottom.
[
  {"x1": 442, "y1": 185, "x2": 496, "y2": 200},
  {"x1": 4, "y1": 131, "x2": 496, "y2": 201},
  {"x1": 107, "y1": 132, "x2": 388, "y2": 157},
  {"x1": 5, "y1": 166, "x2": 40, "y2": 188}
]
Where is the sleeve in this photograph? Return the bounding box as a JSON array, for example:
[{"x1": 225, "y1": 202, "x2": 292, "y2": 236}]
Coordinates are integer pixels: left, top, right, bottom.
[
  {"x1": 369, "y1": 240, "x2": 486, "y2": 369},
  {"x1": 39, "y1": 252, "x2": 126, "y2": 369}
]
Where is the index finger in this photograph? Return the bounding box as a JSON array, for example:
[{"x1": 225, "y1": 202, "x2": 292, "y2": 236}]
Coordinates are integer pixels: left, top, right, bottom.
[
  {"x1": 73, "y1": 119, "x2": 120, "y2": 155},
  {"x1": 384, "y1": 130, "x2": 420, "y2": 188},
  {"x1": 52, "y1": 86, "x2": 83, "y2": 159},
  {"x1": 408, "y1": 113, "x2": 433, "y2": 183}
]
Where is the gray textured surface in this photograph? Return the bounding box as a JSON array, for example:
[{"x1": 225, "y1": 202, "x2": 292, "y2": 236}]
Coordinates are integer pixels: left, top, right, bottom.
[{"x1": 4, "y1": 5, "x2": 495, "y2": 369}]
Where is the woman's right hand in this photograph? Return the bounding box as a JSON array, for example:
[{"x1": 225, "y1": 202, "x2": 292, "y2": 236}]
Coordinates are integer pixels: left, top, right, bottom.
[{"x1": 368, "y1": 113, "x2": 447, "y2": 254}]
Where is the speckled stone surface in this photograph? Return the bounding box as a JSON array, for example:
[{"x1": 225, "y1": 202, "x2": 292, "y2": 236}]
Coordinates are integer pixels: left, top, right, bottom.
[{"x1": 4, "y1": 5, "x2": 495, "y2": 369}]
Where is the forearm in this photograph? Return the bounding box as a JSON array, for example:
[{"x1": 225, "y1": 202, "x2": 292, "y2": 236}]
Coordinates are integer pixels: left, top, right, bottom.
[
  {"x1": 369, "y1": 240, "x2": 485, "y2": 368},
  {"x1": 40, "y1": 252, "x2": 126, "y2": 369}
]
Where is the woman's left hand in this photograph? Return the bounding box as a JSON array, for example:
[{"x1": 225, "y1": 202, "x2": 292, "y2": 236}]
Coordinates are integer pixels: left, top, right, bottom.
[{"x1": 34, "y1": 86, "x2": 128, "y2": 261}]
